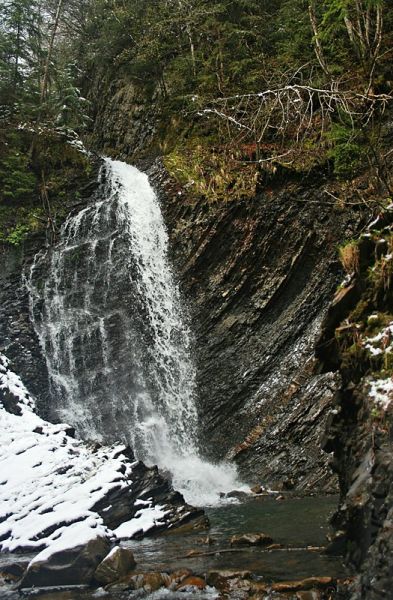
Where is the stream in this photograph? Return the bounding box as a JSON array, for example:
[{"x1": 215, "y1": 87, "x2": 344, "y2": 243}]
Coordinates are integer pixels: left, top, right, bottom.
[{"x1": 1, "y1": 494, "x2": 347, "y2": 599}]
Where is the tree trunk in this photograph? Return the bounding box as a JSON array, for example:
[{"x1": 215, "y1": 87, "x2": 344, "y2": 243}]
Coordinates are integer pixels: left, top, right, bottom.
[
  {"x1": 308, "y1": 2, "x2": 330, "y2": 77},
  {"x1": 40, "y1": 0, "x2": 64, "y2": 106}
]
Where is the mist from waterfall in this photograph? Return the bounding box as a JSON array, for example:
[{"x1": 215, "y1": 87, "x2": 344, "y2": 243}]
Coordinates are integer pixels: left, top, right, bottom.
[{"x1": 28, "y1": 158, "x2": 244, "y2": 506}]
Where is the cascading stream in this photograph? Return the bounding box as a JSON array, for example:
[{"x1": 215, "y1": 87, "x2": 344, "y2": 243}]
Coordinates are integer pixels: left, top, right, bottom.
[{"x1": 29, "y1": 158, "x2": 244, "y2": 506}]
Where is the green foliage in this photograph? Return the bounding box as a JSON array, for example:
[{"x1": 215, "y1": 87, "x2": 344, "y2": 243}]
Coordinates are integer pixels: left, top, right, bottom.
[
  {"x1": 5, "y1": 222, "x2": 29, "y2": 245},
  {"x1": 275, "y1": 0, "x2": 314, "y2": 67},
  {"x1": 327, "y1": 124, "x2": 364, "y2": 177},
  {"x1": 0, "y1": 148, "x2": 37, "y2": 201},
  {"x1": 0, "y1": 126, "x2": 93, "y2": 247}
]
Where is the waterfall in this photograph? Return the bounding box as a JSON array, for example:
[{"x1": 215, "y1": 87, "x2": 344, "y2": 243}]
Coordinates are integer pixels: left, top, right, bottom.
[{"x1": 29, "y1": 158, "x2": 244, "y2": 505}]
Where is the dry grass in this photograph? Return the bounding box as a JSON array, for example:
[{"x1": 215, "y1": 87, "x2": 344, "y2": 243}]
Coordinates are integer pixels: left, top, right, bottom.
[{"x1": 339, "y1": 241, "x2": 360, "y2": 274}]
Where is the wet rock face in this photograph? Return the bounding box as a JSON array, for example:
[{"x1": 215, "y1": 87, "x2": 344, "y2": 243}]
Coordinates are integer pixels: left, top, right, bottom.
[
  {"x1": 0, "y1": 241, "x2": 50, "y2": 416},
  {"x1": 88, "y1": 78, "x2": 159, "y2": 160},
  {"x1": 316, "y1": 218, "x2": 393, "y2": 599},
  {"x1": 155, "y1": 162, "x2": 365, "y2": 490},
  {"x1": 0, "y1": 161, "x2": 101, "y2": 420}
]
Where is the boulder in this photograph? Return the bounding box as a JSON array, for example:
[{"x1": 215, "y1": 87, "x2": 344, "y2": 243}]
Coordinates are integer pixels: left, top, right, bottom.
[
  {"x1": 230, "y1": 532, "x2": 274, "y2": 547},
  {"x1": 108, "y1": 569, "x2": 192, "y2": 592},
  {"x1": 131, "y1": 572, "x2": 171, "y2": 592},
  {"x1": 20, "y1": 534, "x2": 111, "y2": 588},
  {"x1": 141, "y1": 572, "x2": 170, "y2": 591},
  {"x1": 94, "y1": 546, "x2": 136, "y2": 584}
]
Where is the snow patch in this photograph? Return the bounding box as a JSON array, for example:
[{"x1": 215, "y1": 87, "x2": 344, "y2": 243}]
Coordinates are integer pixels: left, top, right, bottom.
[
  {"x1": 114, "y1": 503, "x2": 169, "y2": 539},
  {"x1": 369, "y1": 377, "x2": 393, "y2": 411},
  {"x1": 364, "y1": 322, "x2": 393, "y2": 357},
  {"x1": 0, "y1": 352, "x2": 155, "y2": 559}
]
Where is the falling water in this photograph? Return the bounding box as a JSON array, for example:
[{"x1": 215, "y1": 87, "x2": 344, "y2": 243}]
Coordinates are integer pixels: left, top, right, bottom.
[{"x1": 29, "y1": 158, "x2": 244, "y2": 505}]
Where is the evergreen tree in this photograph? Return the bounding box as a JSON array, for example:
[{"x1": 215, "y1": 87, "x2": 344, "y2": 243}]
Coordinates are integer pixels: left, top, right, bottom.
[{"x1": 0, "y1": 0, "x2": 43, "y2": 115}]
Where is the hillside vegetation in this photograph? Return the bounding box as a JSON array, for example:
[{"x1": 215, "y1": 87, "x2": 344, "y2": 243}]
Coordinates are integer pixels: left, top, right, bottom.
[{"x1": 1, "y1": 1, "x2": 392, "y2": 224}]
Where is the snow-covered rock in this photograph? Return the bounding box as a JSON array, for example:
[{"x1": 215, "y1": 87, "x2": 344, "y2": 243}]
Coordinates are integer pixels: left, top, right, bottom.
[
  {"x1": 0, "y1": 353, "x2": 205, "y2": 584},
  {"x1": 20, "y1": 528, "x2": 111, "y2": 588}
]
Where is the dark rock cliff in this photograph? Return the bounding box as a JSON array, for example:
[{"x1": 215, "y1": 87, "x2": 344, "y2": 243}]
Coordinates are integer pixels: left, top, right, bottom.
[
  {"x1": 150, "y1": 163, "x2": 367, "y2": 492},
  {"x1": 0, "y1": 241, "x2": 48, "y2": 406}
]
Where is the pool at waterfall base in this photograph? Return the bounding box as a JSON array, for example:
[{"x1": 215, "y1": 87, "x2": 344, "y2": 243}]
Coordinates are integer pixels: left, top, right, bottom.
[{"x1": 1, "y1": 493, "x2": 349, "y2": 599}]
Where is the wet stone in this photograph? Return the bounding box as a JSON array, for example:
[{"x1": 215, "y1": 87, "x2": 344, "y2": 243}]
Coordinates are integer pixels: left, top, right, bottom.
[
  {"x1": 94, "y1": 545, "x2": 136, "y2": 584},
  {"x1": 222, "y1": 490, "x2": 250, "y2": 500},
  {"x1": 271, "y1": 577, "x2": 333, "y2": 593},
  {"x1": 230, "y1": 532, "x2": 274, "y2": 547},
  {"x1": 296, "y1": 591, "x2": 322, "y2": 599},
  {"x1": 176, "y1": 575, "x2": 206, "y2": 590},
  {"x1": 0, "y1": 561, "x2": 28, "y2": 582},
  {"x1": 206, "y1": 570, "x2": 252, "y2": 587}
]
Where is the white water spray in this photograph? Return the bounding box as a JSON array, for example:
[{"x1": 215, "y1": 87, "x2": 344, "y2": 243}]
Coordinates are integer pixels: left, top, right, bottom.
[{"x1": 29, "y1": 158, "x2": 245, "y2": 506}]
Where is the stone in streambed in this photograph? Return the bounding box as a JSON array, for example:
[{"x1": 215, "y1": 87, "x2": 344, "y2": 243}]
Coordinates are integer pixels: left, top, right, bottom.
[
  {"x1": 169, "y1": 568, "x2": 193, "y2": 586},
  {"x1": 230, "y1": 532, "x2": 273, "y2": 547},
  {"x1": 206, "y1": 570, "x2": 252, "y2": 587},
  {"x1": 271, "y1": 577, "x2": 333, "y2": 592},
  {"x1": 138, "y1": 572, "x2": 171, "y2": 592},
  {"x1": 0, "y1": 561, "x2": 29, "y2": 582},
  {"x1": 200, "y1": 535, "x2": 215, "y2": 545},
  {"x1": 296, "y1": 591, "x2": 322, "y2": 599},
  {"x1": 20, "y1": 534, "x2": 111, "y2": 588},
  {"x1": 176, "y1": 575, "x2": 206, "y2": 590},
  {"x1": 109, "y1": 571, "x2": 171, "y2": 592},
  {"x1": 221, "y1": 490, "x2": 249, "y2": 500},
  {"x1": 94, "y1": 545, "x2": 136, "y2": 584}
]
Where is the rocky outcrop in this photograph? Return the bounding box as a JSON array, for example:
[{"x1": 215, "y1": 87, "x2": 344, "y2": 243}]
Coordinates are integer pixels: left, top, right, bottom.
[
  {"x1": 316, "y1": 213, "x2": 393, "y2": 598},
  {"x1": 87, "y1": 76, "x2": 160, "y2": 159},
  {"x1": 150, "y1": 161, "x2": 366, "y2": 491}
]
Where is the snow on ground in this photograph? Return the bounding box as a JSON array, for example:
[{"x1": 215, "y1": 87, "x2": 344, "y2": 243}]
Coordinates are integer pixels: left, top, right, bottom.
[{"x1": 0, "y1": 353, "x2": 167, "y2": 560}]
